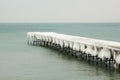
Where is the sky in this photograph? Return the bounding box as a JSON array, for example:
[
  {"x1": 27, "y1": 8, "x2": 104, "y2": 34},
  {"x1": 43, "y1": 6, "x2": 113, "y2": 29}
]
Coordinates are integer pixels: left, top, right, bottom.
[{"x1": 0, "y1": 0, "x2": 120, "y2": 23}]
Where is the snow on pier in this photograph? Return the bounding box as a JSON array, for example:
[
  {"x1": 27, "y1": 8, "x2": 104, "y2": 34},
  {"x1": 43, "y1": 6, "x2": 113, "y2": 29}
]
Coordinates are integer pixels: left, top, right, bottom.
[{"x1": 27, "y1": 32, "x2": 120, "y2": 70}]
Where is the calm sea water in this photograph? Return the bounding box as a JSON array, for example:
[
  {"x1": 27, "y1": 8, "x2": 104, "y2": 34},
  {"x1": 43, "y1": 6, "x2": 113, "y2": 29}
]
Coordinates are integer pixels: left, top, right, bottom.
[{"x1": 0, "y1": 23, "x2": 120, "y2": 80}]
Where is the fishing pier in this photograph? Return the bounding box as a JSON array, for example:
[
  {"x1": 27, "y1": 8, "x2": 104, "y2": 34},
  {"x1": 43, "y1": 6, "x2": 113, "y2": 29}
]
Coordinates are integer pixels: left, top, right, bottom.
[{"x1": 27, "y1": 32, "x2": 120, "y2": 70}]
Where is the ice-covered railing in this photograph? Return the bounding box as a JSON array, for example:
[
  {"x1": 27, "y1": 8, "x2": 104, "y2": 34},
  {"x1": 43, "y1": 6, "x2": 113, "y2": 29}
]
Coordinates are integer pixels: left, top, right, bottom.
[{"x1": 27, "y1": 32, "x2": 120, "y2": 70}]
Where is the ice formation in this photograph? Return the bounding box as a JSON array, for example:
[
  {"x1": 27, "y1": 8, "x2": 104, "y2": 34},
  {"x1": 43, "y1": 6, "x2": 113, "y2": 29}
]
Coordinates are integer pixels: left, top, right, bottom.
[{"x1": 27, "y1": 32, "x2": 120, "y2": 68}]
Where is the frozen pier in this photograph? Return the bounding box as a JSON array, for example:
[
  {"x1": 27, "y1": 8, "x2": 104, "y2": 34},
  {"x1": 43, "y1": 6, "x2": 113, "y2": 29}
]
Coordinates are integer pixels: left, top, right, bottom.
[{"x1": 27, "y1": 32, "x2": 120, "y2": 70}]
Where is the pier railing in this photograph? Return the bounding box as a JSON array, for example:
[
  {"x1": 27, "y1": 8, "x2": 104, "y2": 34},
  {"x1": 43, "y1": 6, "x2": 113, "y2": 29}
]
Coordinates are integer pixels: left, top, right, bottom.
[{"x1": 27, "y1": 32, "x2": 120, "y2": 70}]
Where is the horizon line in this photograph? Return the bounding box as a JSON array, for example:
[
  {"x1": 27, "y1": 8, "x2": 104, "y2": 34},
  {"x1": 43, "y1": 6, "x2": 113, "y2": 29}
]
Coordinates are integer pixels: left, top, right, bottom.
[{"x1": 0, "y1": 22, "x2": 120, "y2": 24}]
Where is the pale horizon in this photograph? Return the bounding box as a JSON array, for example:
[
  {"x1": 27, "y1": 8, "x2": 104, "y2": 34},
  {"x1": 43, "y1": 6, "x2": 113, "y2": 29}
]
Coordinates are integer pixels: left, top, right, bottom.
[{"x1": 0, "y1": 0, "x2": 120, "y2": 23}]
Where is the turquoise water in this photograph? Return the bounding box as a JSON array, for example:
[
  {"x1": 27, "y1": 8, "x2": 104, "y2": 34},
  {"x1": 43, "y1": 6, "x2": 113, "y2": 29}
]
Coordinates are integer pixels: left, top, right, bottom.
[{"x1": 0, "y1": 23, "x2": 120, "y2": 80}]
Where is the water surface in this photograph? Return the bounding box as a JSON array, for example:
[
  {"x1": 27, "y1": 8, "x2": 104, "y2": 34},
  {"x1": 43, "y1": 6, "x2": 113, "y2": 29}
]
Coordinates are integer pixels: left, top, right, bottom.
[{"x1": 0, "y1": 23, "x2": 120, "y2": 80}]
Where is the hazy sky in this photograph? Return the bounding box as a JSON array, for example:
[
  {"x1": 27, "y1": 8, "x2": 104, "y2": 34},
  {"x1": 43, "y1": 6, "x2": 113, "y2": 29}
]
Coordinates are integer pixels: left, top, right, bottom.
[{"x1": 0, "y1": 0, "x2": 120, "y2": 23}]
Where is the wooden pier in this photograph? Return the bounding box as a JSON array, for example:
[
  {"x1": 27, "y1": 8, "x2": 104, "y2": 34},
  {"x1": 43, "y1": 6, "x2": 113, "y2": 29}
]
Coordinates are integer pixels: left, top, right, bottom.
[{"x1": 27, "y1": 32, "x2": 120, "y2": 70}]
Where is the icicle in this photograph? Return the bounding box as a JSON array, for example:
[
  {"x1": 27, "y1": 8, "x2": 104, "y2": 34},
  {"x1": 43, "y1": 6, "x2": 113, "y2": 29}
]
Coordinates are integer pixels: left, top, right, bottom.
[
  {"x1": 80, "y1": 43, "x2": 86, "y2": 52},
  {"x1": 59, "y1": 39, "x2": 63, "y2": 47},
  {"x1": 91, "y1": 46, "x2": 98, "y2": 56},
  {"x1": 64, "y1": 40, "x2": 69, "y2": 47},
  {"x1": 69, "y1": 41, "x2": 74, "y2": 49},
  {"x1": 98, "y1": 47, "x2": 111, "y2": 60},
  {"x1": 73, "y1": 42, "x2": 80, "y2": 51},
  {"x1": 85, "y1": 45, "x2": 94, "y2": 55},
  {"x1": 116, "y1": 55, "x2": 120, "y2": 64}
]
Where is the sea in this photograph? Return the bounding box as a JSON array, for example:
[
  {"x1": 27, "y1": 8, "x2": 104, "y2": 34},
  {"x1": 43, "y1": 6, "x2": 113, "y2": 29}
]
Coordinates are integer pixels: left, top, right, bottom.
[{"x1": 0, "y1": 23, "x2": 120, "y2": 80}]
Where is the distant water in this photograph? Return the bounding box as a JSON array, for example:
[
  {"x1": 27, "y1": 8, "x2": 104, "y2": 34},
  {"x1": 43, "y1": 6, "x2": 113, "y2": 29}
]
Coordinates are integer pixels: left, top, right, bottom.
[{"x1": 0, "y1": 23, "x2": 120, "y2": 80}]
